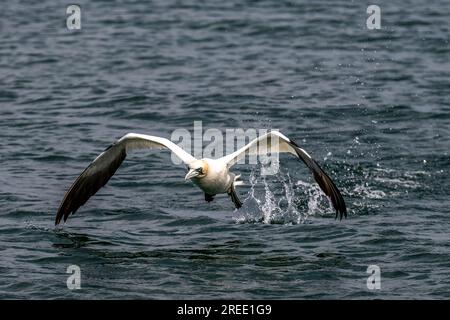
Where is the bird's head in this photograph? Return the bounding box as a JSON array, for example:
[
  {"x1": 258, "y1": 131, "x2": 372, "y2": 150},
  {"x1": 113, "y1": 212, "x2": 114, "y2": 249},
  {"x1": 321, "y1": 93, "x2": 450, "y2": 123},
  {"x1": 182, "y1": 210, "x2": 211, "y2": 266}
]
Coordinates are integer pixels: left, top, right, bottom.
[{"x1": 185, "y1": 160, "x2": 208, "y2": 180}]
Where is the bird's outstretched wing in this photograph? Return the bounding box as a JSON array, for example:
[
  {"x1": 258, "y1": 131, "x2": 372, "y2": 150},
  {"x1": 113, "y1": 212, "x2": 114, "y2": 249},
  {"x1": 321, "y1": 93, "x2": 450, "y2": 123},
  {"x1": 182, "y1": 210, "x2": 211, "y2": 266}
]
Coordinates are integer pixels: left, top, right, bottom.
[
  {"x1": 220, "y1": 131, "x2": 347, "y2": 220},
  {"x1": 55, "y1": 133, "x2": 196, "y2": 225}
]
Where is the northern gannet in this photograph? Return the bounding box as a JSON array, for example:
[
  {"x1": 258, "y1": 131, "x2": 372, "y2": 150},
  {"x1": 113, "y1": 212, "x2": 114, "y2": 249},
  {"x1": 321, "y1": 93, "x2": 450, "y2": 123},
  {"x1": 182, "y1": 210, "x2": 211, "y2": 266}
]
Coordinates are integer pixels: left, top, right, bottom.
[{"x1": 55, "y1": 131, "x2": 347, "y2": 225}]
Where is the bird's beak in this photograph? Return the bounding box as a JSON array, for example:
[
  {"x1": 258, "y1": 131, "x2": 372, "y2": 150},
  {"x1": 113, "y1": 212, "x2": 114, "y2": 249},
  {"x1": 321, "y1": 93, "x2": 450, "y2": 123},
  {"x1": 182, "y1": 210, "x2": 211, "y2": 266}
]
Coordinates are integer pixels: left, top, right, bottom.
[{"x1": 185, "y1": 169, "x2": 200, "y2": 180}]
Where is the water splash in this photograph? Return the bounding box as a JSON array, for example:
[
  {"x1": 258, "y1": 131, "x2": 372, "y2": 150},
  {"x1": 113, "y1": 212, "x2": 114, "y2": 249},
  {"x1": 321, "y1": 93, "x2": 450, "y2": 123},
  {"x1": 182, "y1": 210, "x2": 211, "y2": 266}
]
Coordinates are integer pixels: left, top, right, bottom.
[
  {"x1": 231, "y1": 155, "x2": 430, "y2": 224},
  {"x1": 295, "y1": 180, "x2": 329, "y2": 218},
  {"x1": 233, "y1": 167, "x2": 331, "y2": 225}
]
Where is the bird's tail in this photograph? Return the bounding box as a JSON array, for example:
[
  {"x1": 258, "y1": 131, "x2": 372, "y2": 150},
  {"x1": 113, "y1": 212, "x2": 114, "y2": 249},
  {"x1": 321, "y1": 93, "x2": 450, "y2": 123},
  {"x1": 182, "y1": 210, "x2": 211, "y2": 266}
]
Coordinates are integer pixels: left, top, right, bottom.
[{"x1": 233, "y1": 174, "x2": 244, "y2": 187}]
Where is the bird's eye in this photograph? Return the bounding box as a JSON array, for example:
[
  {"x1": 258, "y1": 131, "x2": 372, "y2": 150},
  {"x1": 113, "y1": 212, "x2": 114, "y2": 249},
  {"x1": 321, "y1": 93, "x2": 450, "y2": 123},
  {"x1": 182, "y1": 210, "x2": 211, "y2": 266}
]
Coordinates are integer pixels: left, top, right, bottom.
[{"x1": 196, "y1": 167, "x2": 203, "y2": 174}]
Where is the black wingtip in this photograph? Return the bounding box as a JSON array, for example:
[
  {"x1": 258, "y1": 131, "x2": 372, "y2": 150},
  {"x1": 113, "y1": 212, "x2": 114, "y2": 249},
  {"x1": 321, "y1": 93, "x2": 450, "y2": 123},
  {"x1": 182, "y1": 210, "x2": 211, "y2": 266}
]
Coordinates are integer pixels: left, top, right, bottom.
[
  {"x1": 54, "y1": 144, "x2": 127, "y2": 226},
  {"x1": 289, "y1": 139, "x2": 347, "y2": 221},
  {"x1": 334, "y1": 191, "x2": 347, "y2": 221},
  {"x1": 55, "y1": 209, "x2": 63, "y2": 226},
  {"x1": 335, "y1": 205, "x2": 347, "y2": 221},
  {"x1": 55, "y1": 209, "x2": 64, "y2": 226}
]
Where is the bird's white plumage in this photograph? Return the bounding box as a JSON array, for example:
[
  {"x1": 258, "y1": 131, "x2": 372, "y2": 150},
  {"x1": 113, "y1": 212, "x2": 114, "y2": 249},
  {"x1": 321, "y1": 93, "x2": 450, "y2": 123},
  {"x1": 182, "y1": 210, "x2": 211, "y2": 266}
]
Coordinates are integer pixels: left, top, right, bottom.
[
  {"x1": 118, "y1": 133, "x2": 197, "y2": 164},
  {"x1": 191, "y1": 158, "x2": 233, "y2": 195},
  {"x1": 220, "y1": 131, "x2": 311, "y2": 167}
]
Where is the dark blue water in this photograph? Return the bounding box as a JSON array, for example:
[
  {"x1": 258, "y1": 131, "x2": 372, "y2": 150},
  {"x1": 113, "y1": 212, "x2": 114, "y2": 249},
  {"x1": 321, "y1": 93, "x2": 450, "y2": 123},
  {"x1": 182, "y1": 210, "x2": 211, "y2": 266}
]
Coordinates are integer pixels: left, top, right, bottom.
[{"x1": 1, "y1": 0, "x2": 449, "y2": 299}]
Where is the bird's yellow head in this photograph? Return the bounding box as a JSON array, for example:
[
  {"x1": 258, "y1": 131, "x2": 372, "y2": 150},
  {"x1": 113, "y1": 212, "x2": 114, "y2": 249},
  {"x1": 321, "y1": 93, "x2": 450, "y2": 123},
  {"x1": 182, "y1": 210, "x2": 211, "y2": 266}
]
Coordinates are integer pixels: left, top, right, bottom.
[{"x1": 185, "y1": 160, "x2": 208, "y2": 180}]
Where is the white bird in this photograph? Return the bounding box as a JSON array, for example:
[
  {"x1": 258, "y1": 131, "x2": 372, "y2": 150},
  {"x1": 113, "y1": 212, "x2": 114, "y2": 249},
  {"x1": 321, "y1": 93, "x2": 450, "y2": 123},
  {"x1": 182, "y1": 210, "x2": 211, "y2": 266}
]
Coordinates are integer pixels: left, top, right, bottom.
[{"x1": 55, "y1": 131, "x2": 346, "y2": 225}]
